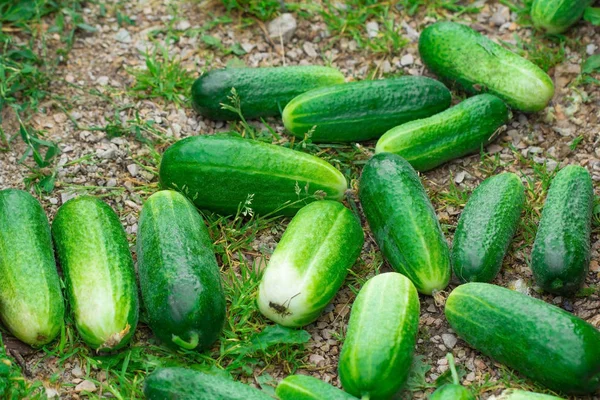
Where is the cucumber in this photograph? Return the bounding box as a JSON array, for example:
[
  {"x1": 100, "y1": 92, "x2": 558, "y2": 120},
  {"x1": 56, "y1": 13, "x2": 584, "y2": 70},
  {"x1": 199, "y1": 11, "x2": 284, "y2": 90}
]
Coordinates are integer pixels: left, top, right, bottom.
[
  {"x1": 144, "y1": 367, "x2": 273, "y2": 399},
  {"x1": 258, "y1": 201, "x2": 363, "y2": 327},
  {"x1": 0, "y1": 189, "x2": 64, "y2": 347},
  {"x1": 192, "y1": 66, "x2": 345, "y2": 120},
  {"x1": 276, "y1": 375, "x2": 358, "y2": 400},
  {"x1": 429, "y1": 354, "x2": 475, "y2": 400},
  {"x1": 531, "y1": 0, "x2": 593, "y2": 33},
  {"x1": 418, "y1": 22, "x2": 554, "y2": 112},
  {"x1": 445, "y1": 283, "x2": 600, "y2": 394},
  {"x1": 358, "y1": 153, "x2": 451, "y2": 295},
  {"x1": 451, "y1": 172, "x2": 525, "y2": 283},
  {"x1": 375, "y1": 94, "x2": 509, "y2": 171},
  {"x1": 338, "y1": 272, "x2": 420, "y2": 400},
  {"x1": 498, "y1": 389, "x2": 565, "y2": 399},
  {"x1": 137, "y1": 190, "x2": 226, "y2": 350},
  {"x1": 531, "y1": 165, "x2": 593, "y2": 295},
  {"x1": 159, "y1": 135, "x2": 347, "y2": 217},
  {"x1": 52, "y1": 196, "x2": 139, "y2": 351},
  {"x1": 282, "y1": 76, "x2": 451, "y2": 143}
]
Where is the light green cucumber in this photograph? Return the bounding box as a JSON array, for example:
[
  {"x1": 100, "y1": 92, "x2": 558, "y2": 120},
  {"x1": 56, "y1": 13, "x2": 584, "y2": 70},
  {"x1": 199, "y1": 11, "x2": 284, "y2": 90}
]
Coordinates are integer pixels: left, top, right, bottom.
[
  {"x1": 498, "y1": 389, "x2": 565, "y2": 399},
  {"x1": 531, "y1": 0, "x2": 593, "y2": 33},
  {"x1": 276, "y1": 375, "x2": 358, "y2": 400}
]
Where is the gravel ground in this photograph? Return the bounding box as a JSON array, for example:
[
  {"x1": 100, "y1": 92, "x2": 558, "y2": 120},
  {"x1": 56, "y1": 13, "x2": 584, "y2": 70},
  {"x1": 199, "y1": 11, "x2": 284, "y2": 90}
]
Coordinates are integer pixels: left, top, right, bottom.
[{"x1": 1, "y1": 0, "x2": 599, "y2": 398}]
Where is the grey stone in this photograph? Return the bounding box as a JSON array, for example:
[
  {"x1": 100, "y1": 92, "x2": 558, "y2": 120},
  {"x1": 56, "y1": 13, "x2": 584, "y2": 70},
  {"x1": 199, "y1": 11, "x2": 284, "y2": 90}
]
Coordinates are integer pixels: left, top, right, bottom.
[
  {"x1": 75, "y1": 380, "x2": 97, "y2": 393},
  {"x1": 303, "y1": 42, "x2": 318, "y2": 58},
  {"x1": 400, "y1": 54, "x2": 414, "y2": 66},
  {"x1": 114, "y1": 28, "x2": 132, "y2": 43},
  {"x1": 268, "y1": 13, "x2": 297, "y2": 44},
  {"x1": 366, "y1": 21, "x2": 379, "y2": 38},
  {"x1": 442, "y1": 333, "x2": 457, "y2": 349}
]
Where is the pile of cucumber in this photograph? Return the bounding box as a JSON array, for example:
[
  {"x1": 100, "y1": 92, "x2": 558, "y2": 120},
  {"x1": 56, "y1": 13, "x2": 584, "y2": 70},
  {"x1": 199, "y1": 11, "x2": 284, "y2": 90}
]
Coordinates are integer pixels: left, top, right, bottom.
[{"x1": 0, "y1": 20, "x2": 598, "y2": 400}]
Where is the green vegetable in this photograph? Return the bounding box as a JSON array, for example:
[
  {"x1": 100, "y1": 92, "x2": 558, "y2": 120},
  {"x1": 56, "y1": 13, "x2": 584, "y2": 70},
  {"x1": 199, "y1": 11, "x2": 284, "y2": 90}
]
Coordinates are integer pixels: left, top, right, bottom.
[
  {"x1": 0, "y1": 189, "x2": 64, "y2": 346},
  {"x1": 282, "y1": 76, "x2": 451, "y2": 142},
  {"x1": 429, "y1": 354, "x2": 475, "y2": 400},
  {"x1": 419, "y1": 21, "x2": 554, "y2": 112},
  {"x1": 52, "y1": 197, "x2": 139, "y2": 351},
  {"x1": 136, "y1": 190, "x2": 226, "y2": 350},
  {"x1": 144, "y1": 367, "x2": 273, "y2": 399},
  {"x1": 376, "y1": 94, "x2": 509, "y2": 171},
  {"x1": 531, "y1": 165, "x2": 593, "y2": 295},
  {"x1": 446, "y1": 283, "x2": 600, "y2": 394},
  {"x1": 339, "y1": 272, "x2": 420, "y2": 400},
  {"x1": 451, "y1": 173, "x2": 525, "y2": 283},
  {"x1": 276, "y1": 375, "x2": 358, "y2": 400},
  {"x1": 359, "y1": 153, "x2": 451, "y2": 295},
  {"x1": 531, "y1": 0, "x2": 593, "y2": 33},
  {"x1": 191, "y1": 66, "x2": 345, "y2": 120},
  {"x1": 258, "y1": 201, "x2": 363, "y2": 327},
  {"x1": 498, "y1": 389, "x2": 565, "y2": 399},
  {"x1": 159, "y1": 135, "x2": 347, "y2": 216}
]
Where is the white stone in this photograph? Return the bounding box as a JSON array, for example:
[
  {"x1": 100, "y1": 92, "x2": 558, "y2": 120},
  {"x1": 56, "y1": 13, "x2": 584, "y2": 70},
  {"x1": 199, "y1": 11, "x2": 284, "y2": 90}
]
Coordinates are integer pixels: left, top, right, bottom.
[
  {"x1": 75, "y1": 380, "x2": 97, "y2": 393},
  {"x1": 400, "y1": 54, "x2": 414, "y2": 66},
  {"x1": 176, "y1": 20, "x2": 191, "y2": 31},
  {"x1": 303, "y1": 42, "x2": 318, "y2": 58},
  {"x1": 268, "y1": 13, "x2": 297, "y2": 44},
  {"x1": 96, "y1": 76, "x2": 109, "y2": 86},
  {"x1": 587, "y1": 44, "x2": 597, "y2": 56},
  {"x1": 71, "y1": 366, "x2": 84, "y2": 378},
  {"x1": 61, "y1": 192, "x2": 76, "y2": 204},
  {"x1": 45, "y1": 387, "x2": 59, "y2": 399},
  {"x1": 455, "y1": 171, "x2": 467, "y2": 184},
  {"x1": 366, "y1": 21, "x2": 379, "y2": 38},
  {"x1": 442, "y1": 333, "x2": 457, "y2": 349},
  {"x1": 127, "y1": 164, "x2": 139, "y2": 177},
  {"x1": 114, "y1": 28, "x2": 132, "y2": 43}
]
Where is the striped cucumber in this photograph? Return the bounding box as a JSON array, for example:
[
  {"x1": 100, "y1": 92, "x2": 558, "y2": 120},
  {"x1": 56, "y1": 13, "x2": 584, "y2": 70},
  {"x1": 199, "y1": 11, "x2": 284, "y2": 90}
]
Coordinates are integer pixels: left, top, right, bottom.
[
  {"x1": 531, "y1": 0, "x2": 593, "y2": 33},
  {"x1": 258, "y1": 201, "x2": 363, "y2": 327},
  {"x1": 419, "y1": 22, "x2": 554, "y2": 112},
  {"x1": 451, "y1": 173, "x2": 525, "y2": 283},
  {"x1": 375, "y1": 94, "x2": 510, "y2": 171},
  {"x1": 359, "y1": 153, "x2": 451, "y2": 295},
  {"x1": 192, "y1": 66, "x2": 345, "y2": 120},
  {"x1": 531, "y1": 165, "x2": 593, "y2": 295},
  {"x1": 137, "y1": 190, "x2": 226, "y2": 350},
  {"x1": 52, "y1": 196, "x2": 139, "y2": 351},
  {"x1": 339, "y1": 273, "x2": 420, "y2": 400},
  {"x1": 429, "y1": 354, "x2": 475, "y2": 400},
  {"x1": 446, "y1": 283, "x2": 600, "y2": 394},
  {"x1": 498, "y1": 389, "x2": 565, "y2": 399},
  {"x1": 159, "y1": 135, "x2": 347, "y2": 217},
  {"x1": 276, "y1": 375, "x2": 358, "y2": 400},
  {"x1": 282, "y1": 76, "x2": 451, "y2": 142},
  {"x1": 0, "y1": 189, "x2": 64, "y2": 347}
]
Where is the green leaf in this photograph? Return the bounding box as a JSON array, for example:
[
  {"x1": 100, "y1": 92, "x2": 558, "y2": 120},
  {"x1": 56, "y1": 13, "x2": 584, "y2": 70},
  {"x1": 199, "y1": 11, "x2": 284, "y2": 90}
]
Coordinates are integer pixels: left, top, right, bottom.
[
  {"x1": 583, "y1": 7, "x2": 600, "y2": 25},
  {"x1": 76, "y1": 23, "x2": 98, "y2": 32},
  {"x1": 234, "y1": 325, "x2": 310, "y2": 356},
  {"x1": 256, "y1": 372, "x2": 278, "y2": 396},
  {"x1": 201, "y1": 35, "x2": 221, "y2": 48},
  {"x1": 38, "y1": 173, "x2": 55, "y2": 193},
  {"x1": 405, "y1": 354, "x2": 434, "y2": 391},
  {"x1": 226, "y1": 57, "x2": 246, "y2": 68},
  {"x1": 582, "y1": 54, "x2": 600, "y2": 74},
  {"x1": 229, "y1": 43, "x2": 247, "y2": 56}
]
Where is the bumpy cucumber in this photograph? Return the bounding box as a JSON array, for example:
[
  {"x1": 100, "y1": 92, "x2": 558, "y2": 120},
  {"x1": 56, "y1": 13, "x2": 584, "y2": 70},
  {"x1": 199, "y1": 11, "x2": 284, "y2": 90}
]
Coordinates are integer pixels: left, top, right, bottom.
[
  {"x1": 451, "y1": 173, "x2": 525, "y2": 283},
  {"x1": 429, "y1": 354, "x2": 475, "y2": 400},
  {"x1": 144, "y1": 367, "x2": 272, "y2": 399},
  {"x1": 498, "y1": 389, "x2": 565, "y2": 399},
  {"x1": 0, "y1": 189, "x2": 64, "y2": 346},
  {"x1": 52, "y1": 196, "x2": 139, "y2": 351},
  {"x1": 159, "y1": 135, "x2": 347, "y2": 216},
  {"x1": 258, "y1": 201, "x2": 363, "y2": 327},
  {"x1": 376, "y1": 94, "x2": 509, "y2": 171},
  {"x1": 531, "y1": 0, "x2": 593, "y2": 33},
  {"x1": 282, "y1": 76, "x2": 451, "y2": 142},
  {"x1": 191, "y1": 66, "x2": 345, "y2": 120},
  {"x1": 445, "y1": 283, "x2": 600, "y2": 394},
  {"x1": 136, "y1": 190, "x2": 226, "y2": 350},
  {"x1": 339, "y1": 273, "x2": 420, "y2": 400},
  {"x1": 531, "y1": 165, "x2": 593, "y2": 295},
  {"x1": 359, "y1": 153, "x2": 451, "y2": 295},
  {"x1": 419, "y1": 22, "x2": 554, "y2": 112},
  {"x1": 276, "y1": 375, "x2": 358, "y2": 400}
]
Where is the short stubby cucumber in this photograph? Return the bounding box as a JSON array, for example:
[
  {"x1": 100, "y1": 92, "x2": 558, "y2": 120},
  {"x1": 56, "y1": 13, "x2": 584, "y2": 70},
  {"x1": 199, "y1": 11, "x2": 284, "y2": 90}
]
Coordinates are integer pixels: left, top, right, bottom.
[
  {"x1": 144, "y1": 367, "x2": 273, "y2": 400},
  {"x1": 137, "y1": 190, "x2": 226, "y2": 351},
  {"x1": 419, "y1": 22, "x2": 554, "y2": 112},
  {"x1": 52, "y1": 196, "x2": 139, "y2": 351},
  {"x1": 498, "y1": 389, "x2": 565, "y2": 399},
  {"x1": 282, "y1": 76, "x2": 451, "y2": 142},
  {"x1": 531, "y1": 165, "x2": 593, "y2": 295},
  {"x1": 376, "y1": 94, "x2": 509, "y2": 171},
  {"x1": 339, "y1": 273, "x2": 420, "y2": 400},
  {"x1": 446, "y1": 283, "x2": 600, "y2": 394},
  {"x1": 359, "y1": 153, "x2": 451, "y2": 295},
  {"x1": 452, "y1": 173, "x2": 525, "y2": 283},
  {"x1": 191, "y1": 66, "x2": 345, "y2": 120},
  {"x1": 276, "y1": 375, "x2": 358, "y2": 400},
  {"x1": 258, "y1": 201, "x2": 363, "y2": 327},
  {"x1": 531, "y1": 0, "x2": 593, "y2": 33},
  {"x1": 0, "y1": 189, "x2": 64, "y2": 347},
  {"x1": 159, "y1": 135, "x2": 347, "y2": 216}
]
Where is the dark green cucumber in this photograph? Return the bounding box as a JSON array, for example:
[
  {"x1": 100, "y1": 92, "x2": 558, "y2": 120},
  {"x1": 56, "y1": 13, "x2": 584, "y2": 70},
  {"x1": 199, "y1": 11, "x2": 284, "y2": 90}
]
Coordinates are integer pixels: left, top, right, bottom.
[
  {"x1": 446, "y1": 283, "x2": 600, "y2": 394},
  {"x1": 429, "y1": 354, "x2": 475, "y2": 400},
  {"x1": 531, "y1": 0, "x2": 593, "y2": 33},
  {"x1": 276, "y1": 375, "x2": 358, "y2": 400},
  {"x1": 376, "y1": 94, "x2": 509, "y2": 171},
  {"x1": 144, "y1": 367, "x2": 272, "y2": 399},
  {"x1": 0, "y1": 189, "x2": 64, "y2": 346},
  {"x1": 52, "y1": 197, "x2": 139, "y2": 351},
  {"x1": 531, "y1": 165, "x2": 593, "y2": 295},
  {"x1": 192, "y1": 66, "x2": 345, "y2": 120},
  {"x1": 282, "y1": 76, "x2": 451, "y2": 142},
  {"x1": 419, "y1": 22, "x2": 554, "y2": 112},
  {"x1": 451, "y1": 172, "x2": 525, "y2": 283},
  {"x1": 359, "y1": 153, "x2": 451, "y2": 295},
  {"x1": 136, "y1": 190, "x2": 226, "y2": 350},
  {"x1": 159, "y1": 135, "x2": 347, "y2": 217},
  {"x1": 339, "y1": 273, "x2": 420, "y2": 400}
]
